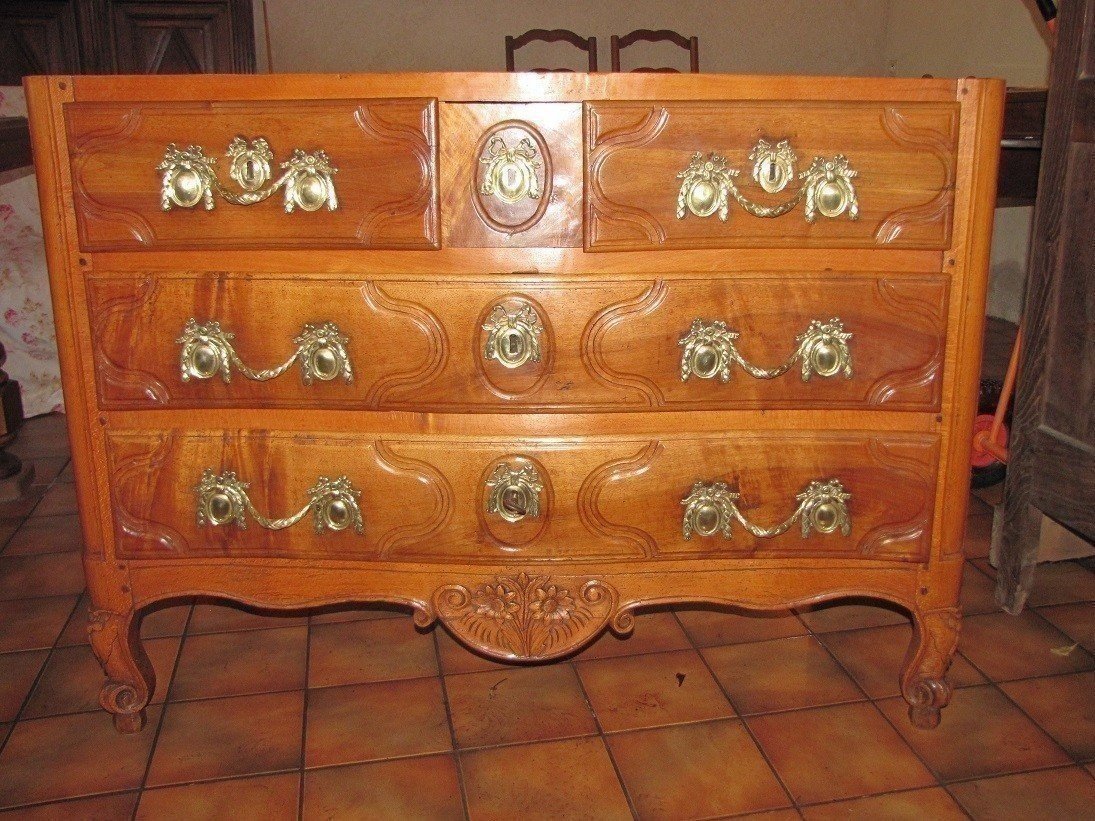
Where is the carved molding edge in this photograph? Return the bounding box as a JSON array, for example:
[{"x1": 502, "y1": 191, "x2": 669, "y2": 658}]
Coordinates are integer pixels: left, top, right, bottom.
[
  {"x1": 867, "y1": 278, "x2": 947, "y2": 408},
  {"x1": 580, "y1": 280, "x2": 669, "y2": 406},
  {"x1": 91, "y1": 279, "x2": 171, "y2": 405},
  {"x1": 586, "y1": 105, "x2": 670, "y2": 247},
  {"x1": 354, "y1": 100, "x2": 439, "y2": 248},
  {"x1": 360, "y1": 281, "x2": 448, "y2": 405},
  {"x1": 875, "y1": 106, "x2": 959, "y2": 246},
  {"x1": 434, "y1": 572, "x2": 618, "y2": 660},
  {"x1": 71, "y1": 108, "x2": 156, "y2": 247}
]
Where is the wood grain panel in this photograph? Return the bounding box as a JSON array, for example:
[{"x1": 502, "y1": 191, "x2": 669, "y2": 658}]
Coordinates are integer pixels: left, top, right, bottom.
[
  {"x1": 440, "y1": 103, "x2": 582, "y2": 247},
  {"x1": 89, "y1": 273, "x2": 947, "y2": 412},
  {"x1": 66, "y1": 98, "x2": 438, "y2": 250},
  {"x1": 106, "y1": 430, "x2": 937, "y2": 564},
  {"x1": 586, "y1": 100, "x2": 958, "y2": 250}
]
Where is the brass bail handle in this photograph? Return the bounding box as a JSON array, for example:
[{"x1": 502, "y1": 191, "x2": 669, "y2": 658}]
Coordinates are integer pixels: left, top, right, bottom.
[
  {"x1": 676, "y1": 139, "x2": 859, "y2": 223},
  {"x1": 195, "y1": 469, "x2": 364, "y2": 534},
  {"x1": 679, "y1": 318, "x2": 853, "y2": 383},
  {"x1": 177, "y1": 319, "x2": 353, "y2": 385},
  {"x1": 682, "y1": 478, "x2": 852, "y2": 540}
]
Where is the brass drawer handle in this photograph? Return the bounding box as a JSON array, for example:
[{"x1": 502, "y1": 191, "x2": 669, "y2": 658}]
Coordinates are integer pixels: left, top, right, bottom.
[
  {"x1": 485, "y1": 462, "x2": 544, "y2": 523},
  {"x1": 479, "y1": 136, "x2": 541, "y2": 204},
  {"x1": 178, "y1": 319, "x2": 352, "y2": 385},
  {"x1": 482, "y1": 305, "x2": 543, "y2": 369},
  {"x1": 679, "y1": 318, "x2": 852, "y2": 383},
  {"x1": 195, "y1": 469, "x2": 364, "y2": 534},
  {"x1": 157, "y1": 137, "x2": 338, "y2": 213},
  {"x1": 676, "y1": 140, "x2": 859, "y2": 223},
  {"x1": 682, "y1": 478, "x2": 851, "y2": 540}
]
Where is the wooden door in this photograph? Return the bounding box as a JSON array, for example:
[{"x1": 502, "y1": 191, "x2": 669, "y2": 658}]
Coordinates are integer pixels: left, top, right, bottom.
[{"x1": 997, "y1": 0, "x2": 1095, "y2": 611}]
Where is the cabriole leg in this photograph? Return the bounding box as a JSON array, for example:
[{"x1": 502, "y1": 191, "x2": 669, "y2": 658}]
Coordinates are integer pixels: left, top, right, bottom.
[
  {"x1": 87, "y1": 608, "x2": 155, "y2": 733},
  {"x1": 901, "y1": 606, "x2": 960, "y2": 729}
]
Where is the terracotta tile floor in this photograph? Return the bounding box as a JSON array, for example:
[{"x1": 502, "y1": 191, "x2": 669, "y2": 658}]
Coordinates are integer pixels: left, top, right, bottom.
[{"x1": 1, "y1": 414, "x2": 1093, "y2": 819}]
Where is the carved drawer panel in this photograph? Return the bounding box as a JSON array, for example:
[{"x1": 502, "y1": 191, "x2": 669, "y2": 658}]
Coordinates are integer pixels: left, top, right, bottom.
[
  {"x1": 440, "y1": 103, "x2": 583, "y2": 247},
  {"x1": 65, "y1": 99, "x2": 438, "y2": 250},
  {"x1": 106, "y1": 429, "x2": 937, "y2": 564},
  {"x1": 585, "y1": 100, "x2": 959, "y2": 251},
  {"x1": 89, "y1": 274, "x2": 947, "y2": 412}
]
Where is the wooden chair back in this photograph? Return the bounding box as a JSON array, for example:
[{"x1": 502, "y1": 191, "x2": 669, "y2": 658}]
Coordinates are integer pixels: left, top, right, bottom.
[
  {"x1": 505, "y1": 29, "x2": 597, "y2": 72},
  {"x1": 610, "y1": 29, "x2": 698, "y2": 73}
]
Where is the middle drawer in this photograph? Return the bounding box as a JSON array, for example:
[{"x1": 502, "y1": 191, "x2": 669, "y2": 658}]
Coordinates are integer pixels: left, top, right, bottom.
[{"x1": 89, "y1": 273, "x2": 947, "y2": 412}]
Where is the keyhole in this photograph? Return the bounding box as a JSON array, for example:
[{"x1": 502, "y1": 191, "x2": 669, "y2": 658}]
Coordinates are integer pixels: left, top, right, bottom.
[
  {"x1": 507, "y1": 334, "x2": 520, "y2": 356},
  {"x1": 768, "y1": 161, "x2": 778, "y2": 183}
]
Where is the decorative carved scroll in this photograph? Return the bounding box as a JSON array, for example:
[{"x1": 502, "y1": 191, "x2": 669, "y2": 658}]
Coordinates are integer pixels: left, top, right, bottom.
[
  {"x1": 88, "y1": 608, "x2": 155, "y2": 733},
  {"x1": 360, "y1": 281, "x2": 448, "y2": 406},
  {"x1": 586, "y1": 106, "x2": 670, "y2": 246},
  {"x1": 868, "y1": 278, "x2": 948, "y2": 408},
  {"x1": 434, "y1": 572, "x2": 618, "y2": 660},
  {"x1": 91, "y1": 278, "x2": 171, "y2": 404},
  {"x1": 353, "y1": 100, "x2": 439, "y2": 248},
  {"x1": 860, "y1": 438, "x2": 937, "y2": 560},
  {"x1": 577, "y1": 443, "x2": 661, "y2": 557},
  {"x1": 875, "y1": 106, "x2": 959, "y2": 245},
  {"x1": 373, "y1": 441, "x2": 454, "y2": 557},
  {"x1": 112, "y1": 433, "x2": 188, "y2": 558},
  {"x1": 580, "y1": 280, "x2": 669, "y2": 405},
  {"x1": 70, "y1": 108, "x2": 156, "y2": 246},
  {"x1": 902, "y1": 607, "x2": 960, "y2": 729}
]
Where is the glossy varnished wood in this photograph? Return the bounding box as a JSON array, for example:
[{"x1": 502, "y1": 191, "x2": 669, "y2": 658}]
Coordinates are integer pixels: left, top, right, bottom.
[
  {"x1": 66, "y1": 97, "x2": 438, "y2": 250},
  {"x1": 24, "y1": 71, "x2": 1004, "y2": 733},
  {"x1": 87, "y1": 273, "x2": 948, "y2": 412}
]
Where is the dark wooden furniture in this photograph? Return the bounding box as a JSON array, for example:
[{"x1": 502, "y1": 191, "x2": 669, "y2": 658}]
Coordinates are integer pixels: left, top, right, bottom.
[
  {"x1": 505, "y1": 29, "x2": 597, "y2": 72},
  {"x1": 997, "y1": 0, "x2": 1095, "y2": 611},
  {"x1": 0, "y1": 0, "x2": 254, "y2": 81},
  {"x1": 26, "y1": 71, "x2": 1002, "y2": 734},
  {"x1": 997, "y1": 88, "x2": 1047, "y2": 206},
  {"x1": 610, "y1": 29, "x2": 698, "y2": 73}
]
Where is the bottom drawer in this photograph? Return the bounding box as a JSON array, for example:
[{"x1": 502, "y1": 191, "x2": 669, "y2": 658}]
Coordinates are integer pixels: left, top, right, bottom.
[{"x1": 106, "y1": 429, "x2": 939, "y2": 564}]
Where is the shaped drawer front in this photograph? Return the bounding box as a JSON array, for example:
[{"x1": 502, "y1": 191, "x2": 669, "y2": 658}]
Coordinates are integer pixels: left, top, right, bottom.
[
  {"x1": 66, "y1": 98, "x2": 438, "y2": 250},
  {"x1": 106, "y1": 430, "x2": 938, "y2": 564},
  {"x1": 585, "y1": 100, "x2": 959, "y2": 251},
  {"x1": 88, "y1": 273, "x2": 948, "y2": 412},
  {"x1": 440, "y1": 102, "x2": 583, "y2": 247}
]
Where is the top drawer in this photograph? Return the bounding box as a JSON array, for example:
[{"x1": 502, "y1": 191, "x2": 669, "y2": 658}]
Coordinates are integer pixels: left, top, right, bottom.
[
  {"x1": 65, "y1": 99, "x2": 439, "y2": 251},
  {"x1": 585, "y1": 100, "x2": 959, "y2": 251}
]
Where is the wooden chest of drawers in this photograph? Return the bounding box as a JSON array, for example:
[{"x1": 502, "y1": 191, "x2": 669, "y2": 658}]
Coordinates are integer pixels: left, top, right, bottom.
[{"x1": 25, "y1": 72, "x2": 1004, "y2": 733}]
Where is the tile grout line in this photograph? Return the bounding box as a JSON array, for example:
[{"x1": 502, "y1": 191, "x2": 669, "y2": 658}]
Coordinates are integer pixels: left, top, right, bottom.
[
  {"x1": 676, "y1": 609, "x2": 800, "y2": 815},
  {"x1": 130, "y1": 603, "x2": 196, "y2": 819},
  {"x1": 568, "y1": 655, "x2": 641, "y2": 820},
  {"x1": 431, "y1": 629, "x2": 472, "y2": 821},
  {"x1": 806, "y1": 618, "x2": 969, "y2": 810},
  {"x1": 2, "y1": 591, "x2": 86, "y2": 750},
  {"x1": 297, "y1": 617, "x2": 314, "y2": 821}
]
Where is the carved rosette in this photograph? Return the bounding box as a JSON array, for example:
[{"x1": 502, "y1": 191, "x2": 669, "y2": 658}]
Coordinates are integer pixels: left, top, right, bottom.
[
  {"x1": 901, "y1": 607, "x2": 960, "y2": 729},
  {"x1": 434, "y1": 572, "x2": 618, "y2": 660}
]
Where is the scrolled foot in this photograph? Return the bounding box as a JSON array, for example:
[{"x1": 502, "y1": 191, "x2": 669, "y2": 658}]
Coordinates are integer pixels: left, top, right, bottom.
[
  {"x1": 88, "y1": 608, "x2": 155, "y2": 733},
  {"x1": 900, "y1": 607, "x2": 959, "y2": 730},
  {"x1": 906, "y1": 677, "x2": 951, "y2": 729}
]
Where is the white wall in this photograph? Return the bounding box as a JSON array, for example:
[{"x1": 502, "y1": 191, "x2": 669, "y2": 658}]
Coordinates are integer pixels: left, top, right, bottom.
[{"x1": 252, "y1": 0, "x2": 1051, "y2": 321}]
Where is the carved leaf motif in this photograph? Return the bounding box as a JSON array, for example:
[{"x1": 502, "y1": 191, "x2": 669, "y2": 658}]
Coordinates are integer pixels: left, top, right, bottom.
[{"x1": 434, "y1": 572, "x2": 617, "y2": 660}]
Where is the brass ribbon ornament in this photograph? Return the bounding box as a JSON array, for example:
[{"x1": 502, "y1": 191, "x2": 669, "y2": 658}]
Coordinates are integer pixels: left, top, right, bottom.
[
  {"x1": 682, "y1": 479, "x2": 852, "y2": 540},
  {"x1": 676, "y1": 139, "x2": 859, "y2": 223},
  {"x1": 194, "y1": 469, "x2": 364, "y2": 534},
  {"x1": 158, "y1": 136, "x2": 338, "y2": 213}
]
